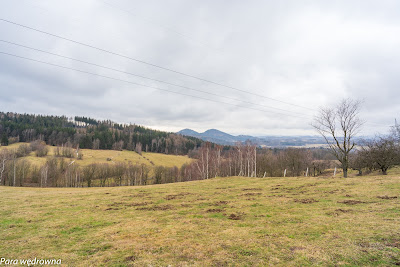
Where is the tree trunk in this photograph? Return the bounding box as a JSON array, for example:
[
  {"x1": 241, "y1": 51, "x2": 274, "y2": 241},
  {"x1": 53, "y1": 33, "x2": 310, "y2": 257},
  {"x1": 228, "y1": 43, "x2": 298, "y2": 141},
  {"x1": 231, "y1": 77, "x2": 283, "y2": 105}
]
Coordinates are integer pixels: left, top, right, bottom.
[{"x1": 343, "y1": 168, "x2": 348, "y2": 178}]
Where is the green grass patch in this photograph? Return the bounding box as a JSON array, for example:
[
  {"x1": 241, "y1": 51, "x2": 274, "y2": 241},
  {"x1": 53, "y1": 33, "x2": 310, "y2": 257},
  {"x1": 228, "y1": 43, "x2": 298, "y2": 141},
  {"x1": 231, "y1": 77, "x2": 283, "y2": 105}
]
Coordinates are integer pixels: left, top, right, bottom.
[{"x1": 0, "y1": 175, "x2": 399, "y2": 265}]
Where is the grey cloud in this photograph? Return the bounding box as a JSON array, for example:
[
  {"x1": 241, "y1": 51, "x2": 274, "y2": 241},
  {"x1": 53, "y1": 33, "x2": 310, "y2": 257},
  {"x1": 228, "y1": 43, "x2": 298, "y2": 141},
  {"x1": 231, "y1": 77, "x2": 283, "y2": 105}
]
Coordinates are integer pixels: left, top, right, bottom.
[{"x1": 0, "y1": 0, "x2": 399, "y2": 136}]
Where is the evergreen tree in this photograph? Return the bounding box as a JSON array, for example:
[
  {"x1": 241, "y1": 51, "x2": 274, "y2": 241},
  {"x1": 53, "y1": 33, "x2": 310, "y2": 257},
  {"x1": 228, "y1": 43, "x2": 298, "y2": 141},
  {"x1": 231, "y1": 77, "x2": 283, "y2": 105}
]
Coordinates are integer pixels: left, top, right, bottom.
[{"x1": 1, "y1": 133, "x2": 9, "y2": 146}]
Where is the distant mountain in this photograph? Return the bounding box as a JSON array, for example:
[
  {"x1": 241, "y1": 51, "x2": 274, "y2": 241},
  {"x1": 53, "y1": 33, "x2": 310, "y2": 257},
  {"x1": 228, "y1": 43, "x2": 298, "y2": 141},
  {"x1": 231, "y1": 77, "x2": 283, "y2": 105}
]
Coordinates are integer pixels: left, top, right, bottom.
[
  {"x1": 177, "y1": 128, "x2": 329, "y2": 147},
  {"x1": 178, "y1": 129, "x2": 200, "y2": 137},
  {"x1": 177, "y1": 128, "x2": 263, "y2": 146},
  {"x1": 177, "y1": 129, "x2": 237, "y2": 145}
]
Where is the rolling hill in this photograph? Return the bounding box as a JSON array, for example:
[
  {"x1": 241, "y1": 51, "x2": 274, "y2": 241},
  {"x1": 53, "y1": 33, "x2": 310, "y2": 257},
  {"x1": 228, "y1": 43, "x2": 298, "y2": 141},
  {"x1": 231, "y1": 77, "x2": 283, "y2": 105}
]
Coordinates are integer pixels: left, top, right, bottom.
[{"x1": 1, "y1": 142, "x2": 192, "y2": 169}]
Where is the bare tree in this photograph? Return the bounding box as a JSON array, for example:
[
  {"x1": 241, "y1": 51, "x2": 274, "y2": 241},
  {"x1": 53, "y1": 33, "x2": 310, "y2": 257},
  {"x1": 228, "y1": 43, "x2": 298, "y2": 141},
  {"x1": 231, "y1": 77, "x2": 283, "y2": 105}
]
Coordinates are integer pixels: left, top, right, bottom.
[
  {"x1": 15, "y1": 159, "x2": 31, "y2": 186},
  {"x1": 312, "y1": 99, "x2": 364, "y2": 178},
  {"x1": 362, "y1": 136, "x2": 400, "y2": 175},
  {"x1": 83, "y1": 164, "x2": 97, "y2": 187},
  {"x1": 0, "y1": 149, "x2": 10, "y2": 185},
  {"x1": 391, "y1": 121, "x2": 400, "y2": 142}
]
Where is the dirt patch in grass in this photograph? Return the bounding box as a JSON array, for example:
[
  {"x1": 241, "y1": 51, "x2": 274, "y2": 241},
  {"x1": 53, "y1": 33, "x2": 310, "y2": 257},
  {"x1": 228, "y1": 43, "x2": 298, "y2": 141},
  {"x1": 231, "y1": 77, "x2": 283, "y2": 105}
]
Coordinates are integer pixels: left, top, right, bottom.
[
  {"x1": 294, "y1": 198, "x2": 319, "y2": 204},
  {"x1": 357, "y1": 238, "x2": 400, "y2": 249},
  {"x1": 136, "y1": 205, "x2": 175, "y2": 211},
  {"x1": 338, "y1": 200, "x2": 365, "y2": 205},
  {"x1": 327, "y1": 209, "x2": 353, "y2": 216},
  {"x1": 289, "y1": 183, "x2": 318, "y2": 191},
  {"x1": 165, "y1": 192, "x2": 192, "y2": 200},
  {"x1": 110, "y1": 201, "x2": 152, "y2": 207},
  {"x1": 207, "y1": 208, "x2": 224, "y2": 213},
  {"x1": 125, "y1": 255, "x2": 136, "y2": 262},
  {"x1": 268, "y1": 194, "x2": 286, "y2": 198},
  {"x1": 242, "y1": 192, "x2": 262, "y2": 196},
  {"x1": 327, "y1": 189, "x2": 346, "y2": 194},
  {"x1": 127, "y1": 202, "x2": 153, "y2": 207},
  {"x1": 386, "y1": 240, "x2": 400, "y2": 248},
  {"x1": 289, "y1": 246, "x2": 305, "y2": 252},
  {"x1": 336, "y1": 208, "x2": 352, "y2": 213},
  {"x1": 242, "y1": 188, "x2": 262, "y2": 191},
  {"x1": 228, "y1": 213, "x2": 244, "y2": 220},
  {"x1": 110, "y1": 202, "x2": 124, "y2": 206},
  {"x1": 377, "y1": 195, "x2": 398, "y2": 200},
  {"x1": 327, "y1": 190, "x2": 339, "y2": 194},
  {"x1": 131, "y1": 193, "x2": 151, "y2": 198},
  {"x1": 213, "y1": 201, "x2": 229, "y2": 205},
  {"x1": 165, "y1": 195, "x2": 178, "y2": 200},
  {"x1": 105, "y1": 207, "x2": 120, "y2": 211}
]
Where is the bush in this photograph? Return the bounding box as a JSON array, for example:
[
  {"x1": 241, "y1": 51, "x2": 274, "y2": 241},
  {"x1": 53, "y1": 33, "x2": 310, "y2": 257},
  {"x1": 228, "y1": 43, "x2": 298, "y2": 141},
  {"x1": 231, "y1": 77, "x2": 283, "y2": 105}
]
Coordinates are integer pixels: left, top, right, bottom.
[
  {"x1": 30, "y1": 140, "x2": 44, "y2": 151},
  {"x1": 35, "y1": 143, "x2": 49, "y2": 157},
  {"x1": 16, "y1": 144, "x2": 32, "y2": 157}
]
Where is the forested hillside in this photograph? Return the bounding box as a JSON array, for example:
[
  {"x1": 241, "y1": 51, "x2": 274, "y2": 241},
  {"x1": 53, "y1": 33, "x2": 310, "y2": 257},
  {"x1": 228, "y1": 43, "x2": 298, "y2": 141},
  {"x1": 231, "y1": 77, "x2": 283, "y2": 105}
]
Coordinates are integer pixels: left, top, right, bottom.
[{"x1": 0, "y1": 112, "x2": 203, "y2": 155}]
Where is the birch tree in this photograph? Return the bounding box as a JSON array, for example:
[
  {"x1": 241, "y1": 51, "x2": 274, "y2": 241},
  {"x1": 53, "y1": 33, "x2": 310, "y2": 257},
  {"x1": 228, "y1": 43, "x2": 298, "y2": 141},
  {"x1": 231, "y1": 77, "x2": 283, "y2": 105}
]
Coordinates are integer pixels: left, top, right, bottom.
[{"x1": 0, "y1": 149, "x2": 10, "y2": 185}]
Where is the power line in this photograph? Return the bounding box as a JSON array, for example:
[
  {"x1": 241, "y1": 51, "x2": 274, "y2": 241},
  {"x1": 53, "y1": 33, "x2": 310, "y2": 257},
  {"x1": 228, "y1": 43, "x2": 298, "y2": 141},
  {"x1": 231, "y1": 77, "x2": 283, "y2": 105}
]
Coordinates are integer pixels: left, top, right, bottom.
[
  {"x1": 0, "y1": 18, "x2": 314, "y2": 111},
  {"x1": 99, "y1": 0, "x2": 219, "y2": 51},
  {"x1": 0, "y1": 51, "x2": 312, "y2": 120},
  {"x1": 0, "y1": 39, "x2": 314, "y2": 117},
  {"x1": 364, "y1": 122, "x2": 393, "y2": 128}
]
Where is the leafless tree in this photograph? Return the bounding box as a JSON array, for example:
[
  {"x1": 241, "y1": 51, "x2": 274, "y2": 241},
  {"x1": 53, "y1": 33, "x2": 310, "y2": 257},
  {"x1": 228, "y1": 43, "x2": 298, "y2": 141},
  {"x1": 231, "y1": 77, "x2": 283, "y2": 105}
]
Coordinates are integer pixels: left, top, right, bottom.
[
  {"x1": 15, "y1": 159, "x2": 31, "y2": 186},
  {"x1": 362, "y1": 136, "x2": 400, "y2": 175},
  {"x1": 391, "y1": 121, "x2": 400, "y2": 142},
  {"x1": 312, "y1": 99, "x2": 364, "y2": 178},
  {"x1": 92, "y1": 138, "x2": 100, "y2": 150},
  {"x1": 83, "y1": 164, "x2": 97, "y2": 187},
  {"x1": 0, "y1": 149, "x2": 10, "y2": 185},
  {"x1": 194, "y1": 143, "x2": 211, "y2": 179}
]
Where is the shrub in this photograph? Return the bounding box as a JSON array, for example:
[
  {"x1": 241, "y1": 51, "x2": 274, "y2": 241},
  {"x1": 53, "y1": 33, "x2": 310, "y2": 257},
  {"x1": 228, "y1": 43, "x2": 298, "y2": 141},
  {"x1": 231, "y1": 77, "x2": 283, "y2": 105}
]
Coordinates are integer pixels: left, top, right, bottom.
[{"x1": 16, "y1": 144, "x2": 32, "y2": 157}]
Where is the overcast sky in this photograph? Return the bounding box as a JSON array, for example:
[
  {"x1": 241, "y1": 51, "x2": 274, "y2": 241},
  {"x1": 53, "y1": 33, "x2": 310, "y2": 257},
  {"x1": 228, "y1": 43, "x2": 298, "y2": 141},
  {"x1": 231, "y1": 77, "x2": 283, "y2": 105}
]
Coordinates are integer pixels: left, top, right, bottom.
[{"x1": 0, "y1": 0, "x2": 399, "y2": 136}]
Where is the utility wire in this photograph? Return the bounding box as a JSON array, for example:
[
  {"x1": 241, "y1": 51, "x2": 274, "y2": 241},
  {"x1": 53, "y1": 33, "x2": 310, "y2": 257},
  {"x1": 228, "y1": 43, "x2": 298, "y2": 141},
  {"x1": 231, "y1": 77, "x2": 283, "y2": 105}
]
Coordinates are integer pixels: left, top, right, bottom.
[
  {"x1": 0, "y1": 51, "x2": 312, "y2": 120},
  {"x1": 0, "y1": 18, "x2": 314, "y2": 111},
  {"x1": 99, "y1": 0, "x2": 219, "y2": 51},
  {"x1": 0, "y1": 39, "x2": 314, "y2": 117}
]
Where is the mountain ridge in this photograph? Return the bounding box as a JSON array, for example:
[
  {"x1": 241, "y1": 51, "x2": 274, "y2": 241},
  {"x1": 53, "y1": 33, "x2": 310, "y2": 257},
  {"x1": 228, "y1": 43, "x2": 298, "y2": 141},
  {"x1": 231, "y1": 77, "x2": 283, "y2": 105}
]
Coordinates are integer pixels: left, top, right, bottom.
[{"x1": 177, "y1": 128, "x2": 329, "y2": 147}]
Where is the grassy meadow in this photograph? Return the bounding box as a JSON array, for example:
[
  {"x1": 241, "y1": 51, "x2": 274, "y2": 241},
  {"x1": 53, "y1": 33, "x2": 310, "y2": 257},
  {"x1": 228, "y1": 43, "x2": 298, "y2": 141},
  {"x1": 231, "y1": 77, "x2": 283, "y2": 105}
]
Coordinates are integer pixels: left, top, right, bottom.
[
  {"x1": 1, "y1": 175, "x2": 399, "y2": 266},
  {"x1": 0, "y1": 142, "x2": 192, "y2": 168}
]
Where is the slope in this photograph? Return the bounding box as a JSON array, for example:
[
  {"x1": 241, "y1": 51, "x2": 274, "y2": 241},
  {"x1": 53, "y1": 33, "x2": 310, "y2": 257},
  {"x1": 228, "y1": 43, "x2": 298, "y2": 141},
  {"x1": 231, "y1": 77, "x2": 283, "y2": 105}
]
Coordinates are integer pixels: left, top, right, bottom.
[{"x1": 0, "y1": 175, "x2": 399, "y2": 266}]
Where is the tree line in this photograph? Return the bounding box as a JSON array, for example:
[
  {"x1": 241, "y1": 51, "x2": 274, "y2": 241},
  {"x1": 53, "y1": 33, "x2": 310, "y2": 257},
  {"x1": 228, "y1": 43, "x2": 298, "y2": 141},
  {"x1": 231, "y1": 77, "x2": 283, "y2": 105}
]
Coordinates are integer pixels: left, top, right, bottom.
[
  {"x1": 0, "y1": 112, "x2": 203, "y2": 155},
  {"x1": 0, "y1": 140, "x2": 337, "y2": 187},
  {"x1": 1, "y1": 136, "x2": 398, "y2": 187}
]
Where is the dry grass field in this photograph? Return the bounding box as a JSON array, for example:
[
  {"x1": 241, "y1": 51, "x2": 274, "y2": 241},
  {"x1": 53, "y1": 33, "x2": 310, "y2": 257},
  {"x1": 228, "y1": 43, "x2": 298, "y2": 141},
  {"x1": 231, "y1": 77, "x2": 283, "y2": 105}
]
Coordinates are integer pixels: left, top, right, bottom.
[
  {"x1": 1, "y1": 175, "x2": 399, "y2": 266},
  {"x1": 0, "y1": 143, "x2": 192, "y2": 168}
]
